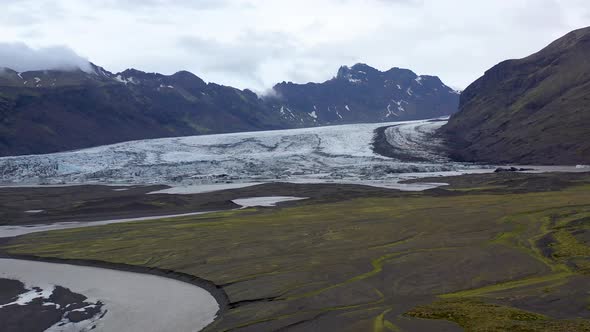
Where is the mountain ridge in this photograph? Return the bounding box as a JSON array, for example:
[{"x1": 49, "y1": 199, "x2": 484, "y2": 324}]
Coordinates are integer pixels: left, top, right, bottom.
[
  {"x1": 267, "y1": 63, "x2": 459, "y2": 125},
  {"x1": 0, "y1": 62, "x2": 458, "y2": 156}
]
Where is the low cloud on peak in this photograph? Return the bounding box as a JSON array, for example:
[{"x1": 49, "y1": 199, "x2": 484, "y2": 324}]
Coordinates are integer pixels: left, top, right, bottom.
[{"x1": 0, "y1": 42, "x2": 92, "y2": 73}]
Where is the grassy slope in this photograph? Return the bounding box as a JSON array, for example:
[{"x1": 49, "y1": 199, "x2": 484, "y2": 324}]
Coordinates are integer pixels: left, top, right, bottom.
[{"x1": 2, "y1": 174, "x2": 590, "y2": 331}]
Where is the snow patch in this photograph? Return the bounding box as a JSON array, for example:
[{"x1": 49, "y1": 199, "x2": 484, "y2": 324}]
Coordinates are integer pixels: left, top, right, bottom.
[
  {"x1": 279, "y1": 106, "x2": 295, "y2": 119},
  {"x1": 0, "y1": 285, "x2": 55, "y2": 308},
  {"x1": 385, "y1": 104, "x2": 399, "y2": 118},
  {"x1": 232, "y1": 196, "x2": 308, "y2": 208},
  {"x1": 394, "y1": 100, "x2": 405, "y2": 113},
  {"x1": 309, "y1": 110, "x2": 318, "y2": 119},
  {"x1": 149, "y1": 182, "x2": 261, "y2": 195},
  {"x1": 115, "y1": 75, "x2": 137, "y2": 85}
]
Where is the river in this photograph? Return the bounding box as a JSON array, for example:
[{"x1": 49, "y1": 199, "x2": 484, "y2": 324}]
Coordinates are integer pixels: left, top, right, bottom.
[{"x1": 0, "y1": 258, "x2": 220, "y2": 332}]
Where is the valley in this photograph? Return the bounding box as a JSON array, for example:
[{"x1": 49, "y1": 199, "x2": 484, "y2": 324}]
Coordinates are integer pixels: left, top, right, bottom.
[
  {"x1": 0, "y1": 118, "x2": 588, "y2": 331},
  {"x1": 0, "y1": 7, "x2": 589, "y2": 331}
]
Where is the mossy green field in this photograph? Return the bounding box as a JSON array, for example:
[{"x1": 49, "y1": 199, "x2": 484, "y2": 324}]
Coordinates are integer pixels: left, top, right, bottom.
[{"x1": 3, "y1": 173, "x2": 590, "y2": 331}]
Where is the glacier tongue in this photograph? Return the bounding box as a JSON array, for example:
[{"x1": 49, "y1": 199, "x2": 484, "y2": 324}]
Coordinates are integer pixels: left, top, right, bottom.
[{"x1": 0, "y1": 119, "x2": 481, "y2": 186}]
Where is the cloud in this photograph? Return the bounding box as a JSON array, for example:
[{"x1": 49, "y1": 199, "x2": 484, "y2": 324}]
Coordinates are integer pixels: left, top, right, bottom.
[
  {"x1": 0, "y1": 0, "x2": 587, "y2": 90},
  {"x1": 177, "y1": 31, "x2": 300, "y2": 88},
  {"x1": 0, "y1": 42, "x2": 91, "y2": 72},
  {"x1": 0, "y1": 0, "x2": 66, "y2": 27},
  {"x1": 88, "y1": 0, "x2": 230, "y2": 11}
]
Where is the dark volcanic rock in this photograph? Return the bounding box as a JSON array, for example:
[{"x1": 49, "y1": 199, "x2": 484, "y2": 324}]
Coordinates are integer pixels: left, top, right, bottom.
[
  {"x1": 441, "y1": 26, "x2": 590, "y2": 165},
  {"x1": 494, "y1": 167, "x2": 534, "y2": 173},
  {"x1": 0, "y1": 279, "x2": 105, "y2": 332},
  {"x1": 0, "y1": 278, "x2": 26, "y2": 305}
]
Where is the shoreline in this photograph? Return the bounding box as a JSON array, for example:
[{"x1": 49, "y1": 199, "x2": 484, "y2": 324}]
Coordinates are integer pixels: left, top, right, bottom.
[{"x1": 0, "y1": 252, "x2": 231, "y2": 330}]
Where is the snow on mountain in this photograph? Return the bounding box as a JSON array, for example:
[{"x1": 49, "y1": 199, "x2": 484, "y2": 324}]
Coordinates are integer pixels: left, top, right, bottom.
[
  {"x1": 268, "y1": 63, "x2": 459, "y2": 126},
  {"x1": 0, "y1": 119, "x2": 478, "y2": 186}
]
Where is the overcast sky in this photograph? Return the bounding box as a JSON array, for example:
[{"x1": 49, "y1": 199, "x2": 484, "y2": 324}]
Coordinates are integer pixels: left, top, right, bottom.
[{"x1": 0, "y1": 0, "x2": 588, "y2": 91}]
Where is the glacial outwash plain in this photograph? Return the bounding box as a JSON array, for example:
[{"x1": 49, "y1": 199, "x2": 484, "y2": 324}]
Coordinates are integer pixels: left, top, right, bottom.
[{"x1": 1, "y1": 171, "x2": 590, "y2": 331}]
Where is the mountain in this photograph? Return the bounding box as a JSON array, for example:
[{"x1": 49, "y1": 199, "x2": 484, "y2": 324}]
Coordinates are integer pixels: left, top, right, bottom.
[
  {"x1": 0, "y1": 62, "x2": 458, "y2": 157},
  {"x1": 266, "y1": 63, "x2": 459, "y2": 125},
  {"x1": 441, "y1": 27, "x2": 590, "y2": 165},
  {"x1": 0, "y1": 65, "x2": 285, "y2": 156}
]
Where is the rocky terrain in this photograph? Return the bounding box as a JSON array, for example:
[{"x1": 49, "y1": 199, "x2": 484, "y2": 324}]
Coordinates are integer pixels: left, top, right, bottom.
[
  {"x1": 441, "y1": 26, "x2": 590, "y2": 165},
  {"x1": 0, "y1": 277, "x2": 105, "y2": 332},
  {"x1": 0, "y1": 63, "x2": 458, "y2": 157}
]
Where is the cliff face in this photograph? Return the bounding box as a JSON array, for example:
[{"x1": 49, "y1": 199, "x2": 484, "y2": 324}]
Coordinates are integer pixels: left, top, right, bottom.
[{"x1": 441, "y1": 27, "x2": 590, "y2": 165}]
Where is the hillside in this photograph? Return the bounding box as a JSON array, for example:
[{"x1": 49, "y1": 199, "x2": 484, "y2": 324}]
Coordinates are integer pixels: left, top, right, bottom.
[
  {"x1": 441, "y1": 27, "x2": 590, "y2": 164},
  {"x1": 0, "y1": 63, "x2": 458, "y2": 157}
]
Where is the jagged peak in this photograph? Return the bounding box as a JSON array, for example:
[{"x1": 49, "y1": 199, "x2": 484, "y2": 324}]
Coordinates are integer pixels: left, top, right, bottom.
[
  {"x1": 337, "y1": 63, "x2": 379, "y2": 79},
  {"x1": 89, "y1": 63, "x2": 113, "y2": 78},
  {"x1": 118, "y1": 68, "x2": 150, "y2": 77}
]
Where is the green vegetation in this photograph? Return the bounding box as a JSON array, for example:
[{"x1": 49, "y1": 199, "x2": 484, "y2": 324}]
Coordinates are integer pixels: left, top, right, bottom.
[
  {"x1": 3, "y1": 175, "x2": 590, "y2": 331},
  {"x1": 406, "y1": 298, "x2": 590, "y2": 332}
]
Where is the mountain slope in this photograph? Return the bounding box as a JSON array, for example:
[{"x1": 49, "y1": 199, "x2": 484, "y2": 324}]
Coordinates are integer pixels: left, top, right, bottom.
[
  {"x1": 441, "y1": 27, "x2": 590, "y2": 165},
  {"x1": 0, "y1": 66, "x2": 285, "y2": 156},
  {"x1": 266, "y1": 63, "x2": 459, "y2": 125}
]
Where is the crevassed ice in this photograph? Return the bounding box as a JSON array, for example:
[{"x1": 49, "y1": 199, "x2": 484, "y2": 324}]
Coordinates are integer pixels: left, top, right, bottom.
[{"x1": 0, "y1": 119, "x2": 478, "y2": 186}]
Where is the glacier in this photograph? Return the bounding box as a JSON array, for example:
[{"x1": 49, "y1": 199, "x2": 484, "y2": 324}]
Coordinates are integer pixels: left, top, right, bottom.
[{"x1": 0, "y1": 119, "x2": 484, "y2": 187}]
